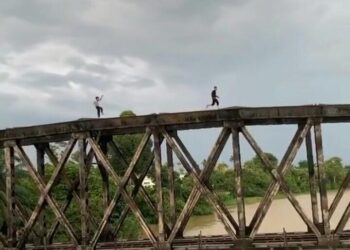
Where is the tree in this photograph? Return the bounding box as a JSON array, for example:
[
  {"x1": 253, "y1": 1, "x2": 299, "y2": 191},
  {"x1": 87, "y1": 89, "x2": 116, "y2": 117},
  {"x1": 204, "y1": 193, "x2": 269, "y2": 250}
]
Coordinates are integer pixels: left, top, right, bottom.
[
  {"x1": 297, "y1": 160, "x2": 308, "y2": 168},
  {"x1": 242, "y1": 153, "x2": 277, "y2": 196},
  {"x1": 325, "y1": 157, "x2": 345, "y2": 189},
  {"x1": 110, "y1": 111, "x2": 153, "y2": 175}
]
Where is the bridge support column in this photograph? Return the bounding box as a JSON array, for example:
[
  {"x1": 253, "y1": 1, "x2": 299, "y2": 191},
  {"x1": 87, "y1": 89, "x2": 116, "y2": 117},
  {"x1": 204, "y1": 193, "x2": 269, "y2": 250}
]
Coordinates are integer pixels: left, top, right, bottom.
[
  {"x1": 167, "y1": 139, "x2": 176, "y2": 229},
  {"x1": 305, "y1": 130, "x2": 320, "y2": 230},
  {"x1": 314, "y1": 123, "x2": 331, "y2": 238},
  {"x1": 79, "y1": 136, "x2": 88, "y2": 249},
  {"x1": 153, "y1": 128, "x2": 166, "y2": 248},
  {"x1": 231, "y1": 127, "x2": 246, "y2": 238},
  {"x1": 98, "y1": 137, "x2": 110, "y2": 210},
  {"x1": 36, "y1": 144, "x2": 47, "y2": 246},
  {"x1": 5, "y1": 143, "x2": 16, "y2": 249}
]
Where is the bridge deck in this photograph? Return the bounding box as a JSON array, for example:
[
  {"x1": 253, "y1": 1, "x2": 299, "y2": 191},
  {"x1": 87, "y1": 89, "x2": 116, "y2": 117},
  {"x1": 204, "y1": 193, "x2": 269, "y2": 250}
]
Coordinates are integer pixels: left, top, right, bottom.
[{"x1": 2, "y1": 104, "x2": 350, "y2": 146}]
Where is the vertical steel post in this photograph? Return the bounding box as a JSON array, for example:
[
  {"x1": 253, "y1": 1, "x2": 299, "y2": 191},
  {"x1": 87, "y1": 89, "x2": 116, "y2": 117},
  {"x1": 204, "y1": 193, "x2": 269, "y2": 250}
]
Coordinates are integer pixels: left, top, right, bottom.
[
  {"x1": 36, "y1": 144, "x2": 47, "y2": 245},
  {"x1": 98, "y1": 137, "x2": 110, "y2": 210},
  {"x1": 167, "y1": 140, "x2": 176, "y2": 228},
  {"x1": 305, "y1": 130, "x2": 320, "y2": 227},
  {"x1": 153, "y1": 129, "x2": 165, "y2": 248},
  {"x1": 79, "y1": 137, "x2": 88, "y2": 248},
  {"x1": 314, "y1": 123, "x2": 331, "y2": 236},
  {"x1": 5, "y1": 145, "x2": 16, "y2": 248},
  {"x1": 231, "y1": 127, "x2": 246, "y2": 238}
]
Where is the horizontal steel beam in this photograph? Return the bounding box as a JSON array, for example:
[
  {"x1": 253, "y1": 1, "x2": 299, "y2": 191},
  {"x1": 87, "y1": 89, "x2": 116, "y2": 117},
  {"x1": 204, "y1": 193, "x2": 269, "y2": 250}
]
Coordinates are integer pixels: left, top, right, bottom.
[
  {"x1": 2, "y1": 104, "x2": 350, "y2": 146},
  {"x1": 23, "y1": 231, "x2": 350, "y2": 249}
]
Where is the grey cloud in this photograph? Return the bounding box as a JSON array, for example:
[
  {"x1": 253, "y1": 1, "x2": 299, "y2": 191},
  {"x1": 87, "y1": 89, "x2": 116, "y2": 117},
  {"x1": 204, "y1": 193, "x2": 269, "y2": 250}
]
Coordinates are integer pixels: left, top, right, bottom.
[{"x1": 2, "y1": 0, "x2": 350, "y2": 162}]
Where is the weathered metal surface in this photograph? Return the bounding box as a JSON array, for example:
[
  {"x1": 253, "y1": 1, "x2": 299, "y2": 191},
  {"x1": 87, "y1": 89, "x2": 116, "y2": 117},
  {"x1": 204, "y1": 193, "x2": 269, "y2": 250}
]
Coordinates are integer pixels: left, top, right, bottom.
[
  {"x1": 36, "y1": 144, "x2": 47, "y2": 246},
  {"x1": 163, "y1": 128, "x2": 239, "y2": 243},
  {"x1": 241, "y1": 125, "x2": 322, "y2": 239},
  {"x1": 167, "y1": 141, "x2": 176, "y2": 227},
  {"x1": 15, "y1": 143, "x2": 79, "y2": 249},
  {"x1": 153, "y1": 129, "x2": 165, "y2": 247},
  {"x1": 314, "y1": 123, "x2": 331, "y2": 237},
  {"x1": 247, "y1": 121, "x2": 312, "y2": 238},
  {"x1": 305, "y1": 130, "x2": 320, "y2": 226},
  {"x1": 79, "y1": 137, "x2": 88, "y2": 248},
  {"x1": 231, "y1": 127, "x2": 246, "y2": 237},
  {"x1": 5, "y1": 146, "x2": 16, "y2": 248},
  {"x1": 4, "y1": 104, "x2": 350, "y2": 146},
  {"x1": 2, "y1": 106, "x2": 350, "y2": 250},
  {"x1": 23, "y1": 231, "x2": 350, "y2": 249},
  {"x1": 329, "y1": 168, "x2": 350, "y2": 219}
]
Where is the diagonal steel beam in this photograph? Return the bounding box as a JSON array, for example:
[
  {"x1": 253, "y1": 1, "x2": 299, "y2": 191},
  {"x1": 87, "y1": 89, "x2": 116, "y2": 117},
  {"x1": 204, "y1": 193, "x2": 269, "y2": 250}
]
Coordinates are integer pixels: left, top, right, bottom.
[
  {"x1": 14, "y1": 144, "x2": 79, "y2": 249},
  {"x1": 88, "y1": 134, "x2": 151, "y2": 247},
  {"x1": 47, "y1": 191, "x2": 74, "y2": 243},
  {"x1": 173, "y1": 132, "x2": 239, "y2": 235},
  {"x1": 329, "y1": 169, "x2": 350, "y2": 219},
  {"x1": 162, "y1": 128, "x2": 238, "y2": 243},
  {"x1": 88, "y1": 132, "x2": 158, "y2": 249},
  {"x1": 43, "y1": 144, "x2": 99, "y2": 231},
  {"x1": 335, "y1": 201, "x2": 350, "y2": 234},
  {"x1": 108, "y1": 140, "x2": 158, "y2": 221},
  {"x1": 247, "y1": 120, "x2": 311, "y2": 238},
  {"x1": 1, "y1": 174, "x2": 40, "y2": 239},
  {"x1": 241, "y1": 125, "x2": 321, "y2": 239},
  {"x1": 17, "y1": 139, "x2": 76, "y2": 247},
  {"x1": 167, "y1": 128, "x2": 231, "y2": 242},
  {"x1": 112, "y1": 154, "x2": 155, "y2": 237},
  {"x1": 46, "y1": 142, "x2": 98, "y2": 243},
  {"x1": 108, "y1": 138, "x2": 171, "y2": 237}
]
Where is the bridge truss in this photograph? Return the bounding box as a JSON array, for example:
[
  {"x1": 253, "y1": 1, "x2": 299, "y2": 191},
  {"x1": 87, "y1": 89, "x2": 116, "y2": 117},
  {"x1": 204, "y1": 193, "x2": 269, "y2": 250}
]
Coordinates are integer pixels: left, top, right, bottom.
[{"x1": 0, "y1": 105, "x2": 349, "y2": 249}]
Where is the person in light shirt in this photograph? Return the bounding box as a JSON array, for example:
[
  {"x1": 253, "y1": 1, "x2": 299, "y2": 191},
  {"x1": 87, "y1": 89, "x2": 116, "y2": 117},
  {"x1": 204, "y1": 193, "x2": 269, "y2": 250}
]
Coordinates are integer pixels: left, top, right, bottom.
[{"x1": 94, "y1": 95, "x2": 104, "y2": 118}]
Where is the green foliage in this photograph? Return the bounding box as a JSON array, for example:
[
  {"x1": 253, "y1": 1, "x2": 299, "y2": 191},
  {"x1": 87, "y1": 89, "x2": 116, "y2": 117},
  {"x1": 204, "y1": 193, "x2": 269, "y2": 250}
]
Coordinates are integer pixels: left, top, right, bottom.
[{"x1": 110, "y1": 111, "x2": 153, "y2": 176}]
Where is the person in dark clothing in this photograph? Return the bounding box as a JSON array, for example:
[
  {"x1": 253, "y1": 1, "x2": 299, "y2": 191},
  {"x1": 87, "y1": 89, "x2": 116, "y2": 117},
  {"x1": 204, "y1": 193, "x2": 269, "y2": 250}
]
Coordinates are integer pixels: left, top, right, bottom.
[
  {"x1": 206, "y1": 86, "x2": 219, "y2": 108},
  {"x1": 94, "y1": 95, "x2": 104, "y2": 118}
]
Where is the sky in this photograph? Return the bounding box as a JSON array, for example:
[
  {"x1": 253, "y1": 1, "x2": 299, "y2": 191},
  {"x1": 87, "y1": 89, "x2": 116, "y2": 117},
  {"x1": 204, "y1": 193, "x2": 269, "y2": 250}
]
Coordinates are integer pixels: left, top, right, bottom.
[{"x1": 2, "y1": 0, "x2": 350, "y2": 164}]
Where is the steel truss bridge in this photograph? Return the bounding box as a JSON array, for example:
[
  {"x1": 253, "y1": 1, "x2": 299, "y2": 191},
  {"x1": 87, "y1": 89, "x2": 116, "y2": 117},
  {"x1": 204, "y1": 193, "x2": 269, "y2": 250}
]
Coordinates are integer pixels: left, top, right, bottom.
[{"x1": 0, "y1": 105, "x2": 349, "y2": 249}]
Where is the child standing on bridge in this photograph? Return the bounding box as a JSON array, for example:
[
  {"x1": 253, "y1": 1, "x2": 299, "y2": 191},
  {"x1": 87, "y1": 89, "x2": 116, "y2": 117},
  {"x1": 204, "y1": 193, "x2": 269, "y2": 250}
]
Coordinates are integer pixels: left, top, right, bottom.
[
  {"x1": 206, "y1": 86, "x2": 219, "y2": 108},
  {"x1": 94, "y1": 95, "x2": 104, "y2": 118}
]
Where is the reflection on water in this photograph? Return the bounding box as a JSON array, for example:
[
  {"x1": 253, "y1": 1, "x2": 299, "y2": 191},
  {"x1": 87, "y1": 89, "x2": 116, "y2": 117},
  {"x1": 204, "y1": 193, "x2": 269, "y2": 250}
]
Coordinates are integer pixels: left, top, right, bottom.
[{"x1": 184, "y1": 190, "x2": 350, "y2": 236}]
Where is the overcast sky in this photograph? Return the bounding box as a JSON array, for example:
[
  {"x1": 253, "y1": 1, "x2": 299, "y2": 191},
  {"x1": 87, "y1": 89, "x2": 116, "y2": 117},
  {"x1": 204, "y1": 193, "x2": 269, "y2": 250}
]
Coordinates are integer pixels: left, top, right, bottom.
[{"x1": 2, "y1": 0, "x2": 350, "y2": 164}]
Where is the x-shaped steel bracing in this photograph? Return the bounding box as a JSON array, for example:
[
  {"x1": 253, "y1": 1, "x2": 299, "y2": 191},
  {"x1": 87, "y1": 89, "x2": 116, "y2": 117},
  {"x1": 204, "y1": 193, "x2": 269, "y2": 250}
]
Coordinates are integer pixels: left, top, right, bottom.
[
  {"x1": 14, "y1": 140, "x2": 79, "y2": 249},
  {"x1": 89, "y1": 131, "x2": 162, "y2": 249}
]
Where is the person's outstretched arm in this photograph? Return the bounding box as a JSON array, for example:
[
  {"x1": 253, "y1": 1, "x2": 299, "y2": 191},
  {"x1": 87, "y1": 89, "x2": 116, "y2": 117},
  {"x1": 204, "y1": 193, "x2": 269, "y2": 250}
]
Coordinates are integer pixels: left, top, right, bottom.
[{"x1": 100, "y1": 95, "x2": 104, "y2": 100}]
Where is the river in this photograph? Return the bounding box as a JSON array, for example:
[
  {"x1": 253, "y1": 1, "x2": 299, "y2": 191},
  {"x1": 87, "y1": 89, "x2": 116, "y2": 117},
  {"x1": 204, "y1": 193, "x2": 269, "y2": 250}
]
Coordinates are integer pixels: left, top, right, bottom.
[{"x1": 184, "y1": 190, "x2": 350, "y2": 236}]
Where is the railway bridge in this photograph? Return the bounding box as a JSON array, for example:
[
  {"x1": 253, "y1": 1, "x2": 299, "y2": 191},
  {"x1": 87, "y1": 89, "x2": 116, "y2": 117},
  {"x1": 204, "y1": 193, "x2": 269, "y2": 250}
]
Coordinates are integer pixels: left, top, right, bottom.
[{"x1": 0, "y1": 105, "x2": 349, "y2": 249}]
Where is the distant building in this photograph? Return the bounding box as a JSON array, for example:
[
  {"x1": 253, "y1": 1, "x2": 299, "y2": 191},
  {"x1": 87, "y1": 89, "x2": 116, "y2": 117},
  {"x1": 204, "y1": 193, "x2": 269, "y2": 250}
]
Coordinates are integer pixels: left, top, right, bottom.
[{"x1": 142, "y1": 176, "x2": 155, "y2": 188}]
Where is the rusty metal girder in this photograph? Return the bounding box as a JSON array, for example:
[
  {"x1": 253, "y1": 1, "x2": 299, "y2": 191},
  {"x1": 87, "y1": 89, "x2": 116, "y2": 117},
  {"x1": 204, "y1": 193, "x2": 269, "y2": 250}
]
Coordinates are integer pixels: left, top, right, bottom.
[{"x1": 1, "y1": 106, "x2": 350, "y2": 250}]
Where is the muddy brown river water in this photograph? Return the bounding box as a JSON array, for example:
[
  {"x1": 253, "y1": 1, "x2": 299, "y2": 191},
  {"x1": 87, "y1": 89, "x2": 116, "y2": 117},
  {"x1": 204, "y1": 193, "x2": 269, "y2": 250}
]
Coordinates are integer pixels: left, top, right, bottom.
[{"x1": 184, "y1": 190, "x2": 350, "y2": 236}]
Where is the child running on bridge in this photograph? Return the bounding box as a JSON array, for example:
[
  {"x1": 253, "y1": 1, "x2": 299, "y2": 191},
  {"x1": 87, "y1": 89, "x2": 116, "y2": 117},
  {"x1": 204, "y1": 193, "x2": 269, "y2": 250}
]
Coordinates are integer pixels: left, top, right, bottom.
[
  {"x1": 94, "y1": 95, "x2": 104, "y2": 118},
  {"x1": 206, "y1": 86, "x2": 219, "y2": 108}
]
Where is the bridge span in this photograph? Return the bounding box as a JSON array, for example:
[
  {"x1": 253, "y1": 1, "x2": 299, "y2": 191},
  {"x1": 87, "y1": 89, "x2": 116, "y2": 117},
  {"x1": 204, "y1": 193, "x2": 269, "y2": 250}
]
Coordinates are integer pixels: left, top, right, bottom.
[{"x1": 0, "y1": 104, "x2": 349, "y2": 249}]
